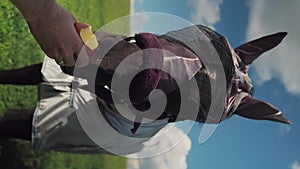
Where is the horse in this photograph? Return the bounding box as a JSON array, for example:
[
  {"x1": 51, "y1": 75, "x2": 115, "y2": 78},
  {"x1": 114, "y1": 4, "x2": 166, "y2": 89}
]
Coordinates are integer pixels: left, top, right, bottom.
[{"x1": 0, "y1": 24, "x2": 290, "y2": 154}]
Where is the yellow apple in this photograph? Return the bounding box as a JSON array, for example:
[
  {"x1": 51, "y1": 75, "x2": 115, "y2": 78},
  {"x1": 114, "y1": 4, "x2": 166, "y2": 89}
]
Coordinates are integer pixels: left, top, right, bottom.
[{"x1": 74, "y1": 22, "x2": 99, "y2": 50}]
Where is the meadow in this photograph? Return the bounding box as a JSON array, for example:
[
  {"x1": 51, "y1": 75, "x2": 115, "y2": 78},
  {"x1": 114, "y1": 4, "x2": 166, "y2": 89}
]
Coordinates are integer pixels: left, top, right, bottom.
[{"x1": 0, "y1": 0, "x2": 129, "y2": 168}]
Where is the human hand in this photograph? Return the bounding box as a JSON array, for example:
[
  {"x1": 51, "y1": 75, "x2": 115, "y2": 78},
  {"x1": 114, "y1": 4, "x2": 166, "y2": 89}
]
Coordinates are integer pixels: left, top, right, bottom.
[{"x1": 11, "y1": 0, "x2": 87, "y2": 67}]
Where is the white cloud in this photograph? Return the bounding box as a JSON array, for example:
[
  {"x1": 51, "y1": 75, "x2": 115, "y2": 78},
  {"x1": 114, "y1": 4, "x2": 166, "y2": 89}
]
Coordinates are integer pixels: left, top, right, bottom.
[
  {"x1": 279, "y1": 124, "x2": 291, "y2": 135},
  {"x1": 130, "y1": 12, "x2": 150, "y2": 35},
  {"x1": 246, "y1": 0, "x2": 300, "y2": 96},
  {"x1": 127, "y1": 126, "x2": 192, "y2": 169},
  {"x1": 130, "y1": 0, "x2": 150, "y2": 35},
  {"x1": 188, "y1": 0, "x2": 223, "y2": 28},
  {"x1": 130, "y1": 0, "x2": 135, "y2": 14},
  {"x1": 291, "y1": 161, "x2": 300, "y2": 169},
  {"x1": 130, "y1": 0, "x2": 145, "y2": 14}
]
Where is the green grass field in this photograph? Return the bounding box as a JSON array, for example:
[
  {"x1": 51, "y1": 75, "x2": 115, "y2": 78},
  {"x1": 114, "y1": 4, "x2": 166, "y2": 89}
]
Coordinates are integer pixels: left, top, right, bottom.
[{"x1": 0, "y1": 0, "x2": 129, "y2": 168}]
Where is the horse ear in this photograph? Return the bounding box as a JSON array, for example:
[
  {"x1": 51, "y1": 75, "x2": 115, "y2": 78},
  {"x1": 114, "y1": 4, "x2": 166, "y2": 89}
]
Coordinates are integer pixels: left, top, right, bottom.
[
  {"x1": 234, "y1": 95, "x2": 291, "y2": 124},
  {"x1": 235, "y1": 32, "x2": 287, "y2": 65}
]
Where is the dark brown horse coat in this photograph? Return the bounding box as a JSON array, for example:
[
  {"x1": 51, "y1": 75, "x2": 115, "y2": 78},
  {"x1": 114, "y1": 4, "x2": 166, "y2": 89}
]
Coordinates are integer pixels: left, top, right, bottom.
[{"x1": 63, "y1": 25, "x2": 290, "y2": 133}]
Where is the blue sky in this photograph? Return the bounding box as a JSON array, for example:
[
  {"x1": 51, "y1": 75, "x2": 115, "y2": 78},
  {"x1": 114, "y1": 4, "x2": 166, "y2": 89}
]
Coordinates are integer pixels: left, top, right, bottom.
[{"x1": 128, "y1": 0, "x2": 300, "y2": 169}]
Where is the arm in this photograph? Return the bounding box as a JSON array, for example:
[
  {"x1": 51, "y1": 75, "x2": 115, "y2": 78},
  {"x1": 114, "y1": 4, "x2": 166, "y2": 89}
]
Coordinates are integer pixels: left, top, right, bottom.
[{"x1": 11, "y1": 0, "x2": 86, "y2": 67}]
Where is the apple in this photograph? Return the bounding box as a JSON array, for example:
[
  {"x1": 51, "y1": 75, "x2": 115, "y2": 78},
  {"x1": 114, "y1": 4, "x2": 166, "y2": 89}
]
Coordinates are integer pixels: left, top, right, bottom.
[{"x1": 74, "y1": 22, "x2": 98, "y2": 50}]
